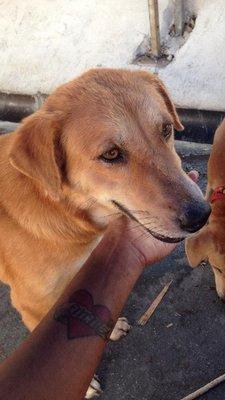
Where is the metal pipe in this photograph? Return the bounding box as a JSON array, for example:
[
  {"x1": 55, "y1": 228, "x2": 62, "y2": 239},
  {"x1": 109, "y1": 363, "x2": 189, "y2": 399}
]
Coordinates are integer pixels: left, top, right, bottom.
[
  {"x1": 176, "y1": 108, "x2": 225, "y2": 144},
  {"x1": 0, "y1": 92, "x2": 47, "y2": 122},
  {"x1": 0, "y1": 92, "x2": 224, "y2": 144}
]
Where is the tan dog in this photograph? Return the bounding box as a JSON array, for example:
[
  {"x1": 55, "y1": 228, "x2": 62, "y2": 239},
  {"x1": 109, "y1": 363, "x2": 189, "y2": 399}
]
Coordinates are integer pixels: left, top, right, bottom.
[
  {"x1": 0, "y1": 68, "x2": 210, "y2": 332},
  {"x1": 186, "y1": 118, "x2": 225, "y2": 299}
]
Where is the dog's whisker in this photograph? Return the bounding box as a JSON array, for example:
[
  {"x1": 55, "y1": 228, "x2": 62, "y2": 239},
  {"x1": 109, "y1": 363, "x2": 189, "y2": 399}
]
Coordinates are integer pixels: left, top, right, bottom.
[
  {"x1": 143, "y1": 223, "x2": 169, "y2": 236},
  {"x1": 131, "y1": 229, "x2": 153, "y2": 242},
  {"x1": 134, "y1": 218, "x2": 177, "y2": 239},
  {"x1": 140, "y1": 221, "x2": 161, "y2": 230},
  {"x1": 129, "y1": 210, "x2": 149, "y2": 215},
  {"x1": 127, "y1": 219, "x2": 158, "y2": 231},
  {"x1": 143, "y1": 219, "x2": 166, "y2": 229},
  {"x1": 145, "y1": 222, "x2": 170, "y2": 234},
  {"x1": 97, "y1": 212, "x2": 121, "y2": 219},
  {"x1": 139, "y1": 218, "x2": 159, "y2": 225}
]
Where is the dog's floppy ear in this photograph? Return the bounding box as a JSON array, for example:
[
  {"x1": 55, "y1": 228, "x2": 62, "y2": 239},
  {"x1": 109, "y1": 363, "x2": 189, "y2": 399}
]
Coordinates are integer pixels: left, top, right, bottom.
[
  {"x1": 139, "y1": 71, "x2": 184, "y2": 131},
  {"x1": 9, "y1": 111, "x2": 65, "y2": 201},
  {"x1": 185, "y1": 226, "x2": 213, "y2": 267}
]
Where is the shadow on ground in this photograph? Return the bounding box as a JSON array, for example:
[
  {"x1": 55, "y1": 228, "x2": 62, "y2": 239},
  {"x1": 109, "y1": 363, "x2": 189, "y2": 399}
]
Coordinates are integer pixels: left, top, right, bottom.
[{"x1": 0, "y1": 140, "x2": 225, "y2": 399}]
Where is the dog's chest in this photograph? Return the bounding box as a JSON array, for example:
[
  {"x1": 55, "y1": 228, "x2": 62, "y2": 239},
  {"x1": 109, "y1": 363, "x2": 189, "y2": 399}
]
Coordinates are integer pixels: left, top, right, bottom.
[{"x1": 41, "y1": 235, "x2": 103, "y2": 300}]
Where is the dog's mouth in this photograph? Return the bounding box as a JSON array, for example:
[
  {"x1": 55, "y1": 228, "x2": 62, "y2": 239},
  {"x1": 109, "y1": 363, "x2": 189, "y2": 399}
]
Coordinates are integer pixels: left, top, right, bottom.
[
  {"x1": 111, "y1": 200, "x2": 184, "y2": 244},
  {"x1": 145, "y1": 227, "x2": 184, "y2": 243}
]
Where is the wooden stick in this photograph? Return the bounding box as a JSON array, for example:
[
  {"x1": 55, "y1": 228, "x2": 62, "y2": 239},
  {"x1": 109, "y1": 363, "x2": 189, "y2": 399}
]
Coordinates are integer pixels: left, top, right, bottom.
[
  {"x1": 148, "y1": 0, "x2": 161, "y2": 57},
  {"x1": 180, "y1": 373, "x2": 225, "y2": 400},
  {"x1": 138, "y1": 280, "x2": 172, "y2": 326}
]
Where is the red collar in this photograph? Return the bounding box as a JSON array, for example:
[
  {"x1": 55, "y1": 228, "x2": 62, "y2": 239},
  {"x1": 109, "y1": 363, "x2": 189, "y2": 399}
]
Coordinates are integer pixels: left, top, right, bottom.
[{"x1": 210, "y1": 186, "x2": 225, "y2": 204}]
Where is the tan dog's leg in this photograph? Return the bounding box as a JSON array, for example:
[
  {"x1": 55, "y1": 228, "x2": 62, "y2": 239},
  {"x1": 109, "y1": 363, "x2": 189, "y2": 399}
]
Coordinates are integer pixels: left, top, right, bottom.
[{"x1": 185, "y1": 226, "x2": 212, "y2": 267}]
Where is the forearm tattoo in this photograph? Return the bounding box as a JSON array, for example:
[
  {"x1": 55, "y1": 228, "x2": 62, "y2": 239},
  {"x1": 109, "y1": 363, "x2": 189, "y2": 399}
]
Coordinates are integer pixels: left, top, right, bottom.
[{"x1": 54, "y1": 290, "x2": 114, "y2": 341}]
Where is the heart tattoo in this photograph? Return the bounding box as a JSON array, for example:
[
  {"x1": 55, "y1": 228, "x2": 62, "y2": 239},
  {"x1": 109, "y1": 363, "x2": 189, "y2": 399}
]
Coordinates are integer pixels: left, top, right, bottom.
[{"x1": 54, "y1": 290, "x2": 114, "y2": 341}]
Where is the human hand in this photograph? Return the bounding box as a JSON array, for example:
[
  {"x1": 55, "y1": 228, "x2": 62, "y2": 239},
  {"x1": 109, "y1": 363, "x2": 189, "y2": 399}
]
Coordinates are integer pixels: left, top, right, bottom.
[{"x1": 108, "y1": 216, "x2": 177, "y2": 267}]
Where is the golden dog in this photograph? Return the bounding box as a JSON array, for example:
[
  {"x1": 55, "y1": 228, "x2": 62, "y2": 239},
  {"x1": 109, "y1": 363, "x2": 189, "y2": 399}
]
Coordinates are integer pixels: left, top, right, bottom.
[
  {"x1": 186, "y1": 119, "x2": 225, "y2": 299},
  {"x1": 0, "y1": 68, "x2": 210, "y2": 330}
]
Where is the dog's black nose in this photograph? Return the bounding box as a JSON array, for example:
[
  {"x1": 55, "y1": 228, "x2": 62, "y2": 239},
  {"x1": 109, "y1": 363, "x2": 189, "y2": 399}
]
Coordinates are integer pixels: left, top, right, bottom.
[{"x1": 178, "y1": 200, "x2": 211, "y2": 233}]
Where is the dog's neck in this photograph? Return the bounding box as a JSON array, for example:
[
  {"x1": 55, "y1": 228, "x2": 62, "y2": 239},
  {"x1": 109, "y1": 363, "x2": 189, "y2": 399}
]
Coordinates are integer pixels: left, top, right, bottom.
[
  {"x1": 210, "y1": 186, "x2": 225, "y2": 204},
  {"x1": 209, "y1": 186, "x2": 225, "y2": 224}
]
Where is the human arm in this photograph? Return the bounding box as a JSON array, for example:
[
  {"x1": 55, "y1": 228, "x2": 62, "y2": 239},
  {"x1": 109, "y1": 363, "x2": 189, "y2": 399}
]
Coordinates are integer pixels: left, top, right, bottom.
[{"x1": 0, "y1": 216, "x2": 176, "y2": 400}]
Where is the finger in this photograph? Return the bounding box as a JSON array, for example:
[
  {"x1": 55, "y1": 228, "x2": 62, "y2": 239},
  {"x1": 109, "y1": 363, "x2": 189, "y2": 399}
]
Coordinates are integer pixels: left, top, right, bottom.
[{"x1": 188, "y1": 170, "x2": 199, "y2": 183}]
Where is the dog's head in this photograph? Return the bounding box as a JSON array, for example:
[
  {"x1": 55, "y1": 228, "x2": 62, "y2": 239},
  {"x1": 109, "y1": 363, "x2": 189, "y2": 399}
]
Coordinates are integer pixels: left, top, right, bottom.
[
  {"x1": 9, "y1": 69, "x2": 210, "y2": 242},
  {"x1": 186, "y1": 226, "x2": 225, "y2": 299}
]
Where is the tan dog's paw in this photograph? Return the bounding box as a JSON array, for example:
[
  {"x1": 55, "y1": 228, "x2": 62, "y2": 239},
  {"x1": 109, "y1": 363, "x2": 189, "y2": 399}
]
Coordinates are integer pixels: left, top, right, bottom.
[
  {"x1": 109, "y1": 317, "x2": 131, "y2": 341},
  {"x1": 85, "y1": 375, "x2": 102, "y2": 399}
]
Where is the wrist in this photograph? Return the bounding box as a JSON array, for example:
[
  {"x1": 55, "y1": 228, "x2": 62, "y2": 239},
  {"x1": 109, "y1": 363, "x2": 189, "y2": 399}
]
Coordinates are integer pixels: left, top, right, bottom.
[
  {"x1": 96, "y1": 231, "x2": 146, "y2": 277},
  {"x1": 103, "y1": 217, "x2": 147, "y2": 269}
]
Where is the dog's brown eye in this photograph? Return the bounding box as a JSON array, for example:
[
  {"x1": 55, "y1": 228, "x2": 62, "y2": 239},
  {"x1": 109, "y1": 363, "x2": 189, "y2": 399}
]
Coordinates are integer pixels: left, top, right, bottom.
[
  {"x1": 100, "y1": 148, "x2": 121, "y2": 162},
  {"x1": 162, "y1": 124, "x2": 173, "y2": 141}
]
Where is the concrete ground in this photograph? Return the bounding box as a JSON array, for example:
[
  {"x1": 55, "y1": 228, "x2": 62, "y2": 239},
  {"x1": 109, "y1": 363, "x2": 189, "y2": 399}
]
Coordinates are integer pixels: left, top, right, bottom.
[{"x1": 0, "y1": 132, "x2": 225, "y2": 400}]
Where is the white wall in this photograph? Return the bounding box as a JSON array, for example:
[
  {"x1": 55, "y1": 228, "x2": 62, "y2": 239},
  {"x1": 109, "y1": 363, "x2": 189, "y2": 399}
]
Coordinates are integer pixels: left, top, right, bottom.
[
  {"x1": 159, "y1": 0, "x2": 225, "y2": 112},
  {"x1": 0, "y1": 0, "x2": 149, "y2": 94},
  {"x1": 0, "y1": 0, "x2": 224, "y2": 111}
]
